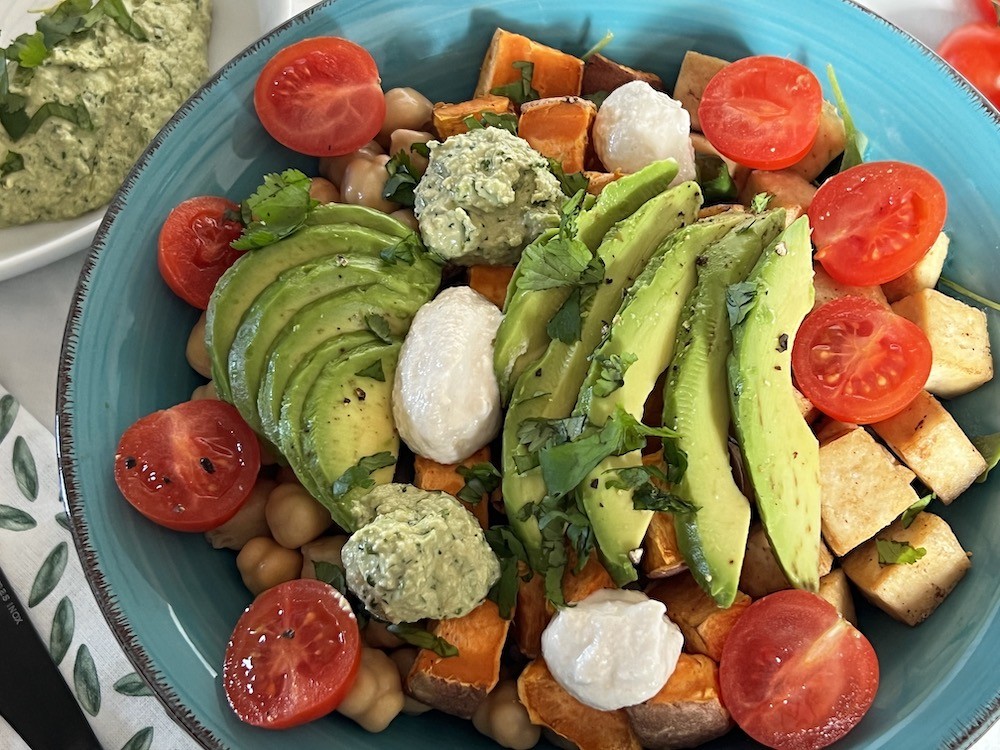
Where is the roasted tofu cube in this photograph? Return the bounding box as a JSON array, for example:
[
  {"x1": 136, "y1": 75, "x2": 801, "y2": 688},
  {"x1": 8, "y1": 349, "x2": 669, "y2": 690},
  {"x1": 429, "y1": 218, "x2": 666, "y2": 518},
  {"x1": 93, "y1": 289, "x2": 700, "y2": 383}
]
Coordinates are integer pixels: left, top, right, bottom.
[
  {"x1": 842, "y1": 512, "x2": 970, "y2": 626},
  {"x1": 891, "y1": 288, "x2": 993, "y2": 398},
  {"x1": 793, "y1": 386, "x2": 820, "y2": 424},
  {"x1": 739, "y1": 169, "x2": 818, "y2": 223},
  {"x1": 812, "y1": 263, "x2": 889, "y2": 312},
  {"x1": 818, "y1": 568, "x2": 857, "y2": 625},
  {"x1": 582, "y1": 52, "x2": 664, "y2": 95},
  {"x1": 626, "y1": 654, "x2": 732, "y2": 750},
  {"x1": 787, "y1": 100, "x2": 846, "y2": 181},
  {"x1": 814, "y1": 417, "x2": 859, "y2": 446},
  {"x1": 871, "y1": 390, "x2": 986, "y2": 503},
  {"x1": 672, "y1": 50, "x2": 728, "y2": 131},
  {"x1": 643, "y1": 512, "x2": 687, "y2": 578},
  {"x1": 647, "y1": 574, "x2": 751, "y2": 661},
  {"x1": 690, "y1": 132, "x2": 750, "y2": 194},
  {"x1": 819, "y1": 427, "x2": 920, "y2": 557},
  {"x1": 738, "y1": 524, "x2": 833, "y2": 598},
  {"x1": 882, "y1": 232, "x2": 950, "y2": 303}
]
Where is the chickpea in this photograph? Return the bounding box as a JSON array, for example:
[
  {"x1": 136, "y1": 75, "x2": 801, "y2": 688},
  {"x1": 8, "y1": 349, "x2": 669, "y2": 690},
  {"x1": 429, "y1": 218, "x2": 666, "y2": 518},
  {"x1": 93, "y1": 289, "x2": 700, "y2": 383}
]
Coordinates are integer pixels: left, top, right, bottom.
[
  {"x1": 341, "y1": 154, "x2": 398, "y2": 214},
  {"x1": 337, "y1": 647, "x2": 406, "y2": 732},
  {"x1": 378, "y1": 88, "x2": 433, "y2": 145},
  {"x1": 388, "y1": 128, "x2": 433, "y2": 174},
  {"x1": 190, "y1": 381, "x2": 217, "y2": 401},
  {"x1": 389, "y1": 208, "x2": 419, "y2": 231},
  {"x1": 388, "y1": 648, "x2": 433, "y2": 716},
  {"x1": 364, "y1": 619, "x2": 404, "y2": 650},
  {"x1": 265, "y1": 482, "x2": 333, "y2": 549},
  {"x1": 318, "y1": 140, "x2": 384, "y2": 187},
  {"x1": 204, "y1": 478, "x2": 275, "y2": 550},
  {"x1": 299, "y1": 534, "x2": 348, "y2": 579},
  {"x1": 309, "y1": 176, "x2": 340, "y2": 204},
  {"x1": 472, "y1": 679, "x2": 541, "y2": 750},
  {"x1": 186, "y1": 312, "x2": 211, "y2": 378},
  {"x1": 236, "y1": 536, "x2": 302, "y2": 596}
]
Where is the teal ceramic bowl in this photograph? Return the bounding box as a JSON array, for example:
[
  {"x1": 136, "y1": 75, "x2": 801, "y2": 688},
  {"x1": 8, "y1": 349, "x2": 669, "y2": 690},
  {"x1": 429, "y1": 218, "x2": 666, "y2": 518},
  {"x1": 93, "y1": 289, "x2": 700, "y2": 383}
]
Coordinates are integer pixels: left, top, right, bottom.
[{"x1": 58, "y1": 0, "x2": 1000, "y2": 748}]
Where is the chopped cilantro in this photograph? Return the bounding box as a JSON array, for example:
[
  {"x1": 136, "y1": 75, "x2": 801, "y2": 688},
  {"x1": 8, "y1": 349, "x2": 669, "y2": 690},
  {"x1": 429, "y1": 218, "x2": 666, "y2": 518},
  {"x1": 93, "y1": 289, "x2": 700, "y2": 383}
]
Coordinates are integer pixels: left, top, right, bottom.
[
  {"x1": 548, "y1": 158, "x2": 589, "y2": 197},
  {"x1": 382, "y1": 150, "x2": 419, "y2": 206},
  {"x1": 876, "y1": 538, "x2": 926, "y2": 565},
  {"x1": 331, "y1": 451, "x2": 396, "y2": 501},
  {"x1": 901, "y1": 493, "x2": 934, "y2": 528},
  {"x1": 490, "y1": 60, "x2": 539, "y2": 105},
  {"x1": 726, "y1": 281, "x2": 758, "y2": 328},
  {"x1": 456, "y1": 462, "x2": 501, "y2": 505},
  {"x1": 583, "y1": 90, "x2": 609, "y2": 108},
  {"x1": 694, "y1": 152, "x2": 738, "y2": 203},
  {"x1": 0, "y1": 151, "x2": 24, "y2": 178},
  {"x1": 485, "y1": 525, "x2": 530, "y2": 619},
  {"x1": 312, "y1": 561, "x2": 348, "y2": 594},
  {"x1": 387, "y1": 623, "x2": 458, "y2": 657},
  {"x1": 517, "y1": 414, "x2": 588, "y2": 454},
  {"x1": 410, "y1": 141, "x2": 430, "y2": 158},
  {"x1": 230, "y1": 169, "x2": 315, "y2": 250},
  {"x1": 380, "y1": 232, "x2": 422, "y2": 266},
  {"x1": 355, "y1": 359, "x2": 385, "y2": 382},
  {"x1": 516, "y1": 191, "x2": 602, "y2": 291},
  {"x1": 750, "y1": 192, "x2": 772, "y2": 213},
  {"x1": 546, "y1": 286, "x2": 584, "y2": 344},
  {"x1": 592, "y1": 352, "x2": 638, "y2": 398},
  {"x1": 604, "y1": 465, "x2": 698, "y2": 514},
  {"x1": 365, "y1": 314, "x2": 393, "y2": 344},
  {"x1": 462, "y1": 110, "x2": 519, "y2": 135},
  {"x1": 827, "y1": 65, "x2": 868, "y2": 172},
  {"x1": 974, "y1": 432, "x2": 1000, "y2": 483}
]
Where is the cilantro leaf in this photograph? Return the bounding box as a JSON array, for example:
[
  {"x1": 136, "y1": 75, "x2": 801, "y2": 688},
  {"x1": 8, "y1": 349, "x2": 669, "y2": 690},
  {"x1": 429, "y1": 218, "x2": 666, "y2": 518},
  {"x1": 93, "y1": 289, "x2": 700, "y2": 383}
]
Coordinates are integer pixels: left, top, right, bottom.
[
  {"x1": 876, "y1": 538, "x2": 926, "y2": 565},
  {"x1": 355, "y1": 359, "x2": 385, "y2": 382},
  {"x1": 901, "y1": 493, "x2": 934, "y2": 528},
  {"x1": 95, "y1": 0, "x2": 148, "y2": 42},
  {"x1": 382, "y1": 150, "x2": 419, "y2": 206},
  {"x1": 548, "y1": 158, "x2": 589, "y2": 198},
  {"x1": 750, "y1": 192, "x2": 772, "y2": 213},
  {"x1": 0, "y1": 150, "x2": 24, "y2": 178},
  {"x1": 485, "y1": 525, "x2": 529, "y2": 619},
  {"x1": 592, "y1": 352, "x2": 637, "y2": 398},
  {"x1": 331, "y1": 452, "x2": 396, "y2": 501},
  {"x1": 695, "y1": 152, "x2": 738, "y2": 203},
  {"x1": 380, "y1": 232, "x2": 422, "y2": 265},
  {"x1": 726, "y1": 281, "x2": 758, "y2": 328},
  {"x1": 8, "y1": 32, "x2": 48, "y2": 68},
  {"x1": 312, "y1": 561, "x2": 348, "y2": 594},
  {"x1": 827, "y1": 64, "x2": 868, "y2": 173},
  {"x1": 490, "y1": 60, "x2": 539, "y2": 105},
  {"x1": 516, "y1": 192, "x2": 602, "y2": 292},
  {"x1": 456, "y1": 462, "x2": 501, "y2": 505},
  {"x1": 973, "y1": 432, "x2": 1000, "y2": 483},
  {"x1": 604, "y1": 464, "x2": 698, "y2": 514},
  {"x1": 517, "y1": 415, "x2": 588, "y2": 454},
  {"x1": 463, "y1": 110, "x2": 518, "y2": 135},
  {"x1": 365, "y1": 314, "x2": 393, "y2": 344},
  {"x1": 1, "y1": 93, "x2": 92, "y2": 142},
  {"x1": 387, "y1": 623, "x2": 458, "y2": 657},
  {"x1": 231, "y1": 169, "x2": 315, "y2": 250},
  {"x1": 584, "y1": 90, "x2": 609, "y2": 108},
  {"x1": 410, "y1": 141, "x2": 430, "y2": 158},
  {"x1": 546, "y1": 286, "x2": 583, "y2": 344}
]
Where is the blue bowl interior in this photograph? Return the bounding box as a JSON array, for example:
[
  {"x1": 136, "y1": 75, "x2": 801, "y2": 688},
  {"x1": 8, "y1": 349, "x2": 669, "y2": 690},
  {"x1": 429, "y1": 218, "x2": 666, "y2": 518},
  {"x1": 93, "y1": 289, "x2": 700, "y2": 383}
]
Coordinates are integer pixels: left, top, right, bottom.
[{"x1": 58, "y1": 0, "x2": 1000, "y2": 748}]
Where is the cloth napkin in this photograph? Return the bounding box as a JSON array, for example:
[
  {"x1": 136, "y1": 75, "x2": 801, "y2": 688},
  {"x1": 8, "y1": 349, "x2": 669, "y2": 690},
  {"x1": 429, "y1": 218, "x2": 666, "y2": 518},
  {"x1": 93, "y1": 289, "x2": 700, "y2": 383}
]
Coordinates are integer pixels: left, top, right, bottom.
[{"x1": 0, "y1": 383, "x2": 199, "y2": 750}]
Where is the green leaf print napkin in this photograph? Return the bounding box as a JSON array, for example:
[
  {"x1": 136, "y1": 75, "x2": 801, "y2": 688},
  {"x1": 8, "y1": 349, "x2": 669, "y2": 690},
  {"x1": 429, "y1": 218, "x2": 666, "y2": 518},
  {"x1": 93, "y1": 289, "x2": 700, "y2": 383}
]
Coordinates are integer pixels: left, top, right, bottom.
[{"x1": 0, "y1": 386, "x2": 200, "y2": 750}]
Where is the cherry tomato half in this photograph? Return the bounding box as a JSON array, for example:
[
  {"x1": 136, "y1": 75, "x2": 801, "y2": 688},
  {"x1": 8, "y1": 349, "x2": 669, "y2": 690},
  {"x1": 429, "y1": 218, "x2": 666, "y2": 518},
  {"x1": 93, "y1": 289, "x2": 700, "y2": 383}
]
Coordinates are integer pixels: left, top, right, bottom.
[
  {"x1": 720, "y1": 590, "x2": 879, "y2": 750},
  {"x1": 973, "y1": 0, "x2": 998, "y2": 23},
  {"x1": 114, "y1": 400, "x2": 261, "y2": 531},
  {"x1": 157, "y1": 196, "x2": 245, "y2": 310},
  {"x1": 254, "y1": 37, "x2": 386, "y2": 157},
  {"x1": 792, "y1": 296, "x2": 932, "y2": 424},
  {"x1": 809, "y1": 161, "x2": 947, "y2": 286},
  {"x1": 937, "y1": 21, "x2": 1000, "y2": 110},
  {"x1": 223, "y1": 578, "x2": 362, "y2": 729},
  {"x1": 698, "y1": 55, "x2": 823, "y2": 170}
]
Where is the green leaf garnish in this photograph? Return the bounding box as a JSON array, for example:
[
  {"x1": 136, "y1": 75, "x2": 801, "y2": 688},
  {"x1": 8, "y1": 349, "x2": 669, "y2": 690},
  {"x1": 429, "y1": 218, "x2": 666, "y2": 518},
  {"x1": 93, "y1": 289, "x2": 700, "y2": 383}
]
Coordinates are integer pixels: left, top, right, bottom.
[
  {"x1": 517, "y1": 415, "x2": 588, "y2": 454},
  {"x1": 938, "y1": 277, "x2": 1000, "y2": 313},
  {"x1": 380, "y1": 232, "x2": 422, "y2": 266},
  {"x1": 484, "y1": 525, "x2": 530, "y2": 619},
  {"x1": 749, "y1": 192, "x2": 772, "y2": 213},
  {"x1": 387, "y1": 623, "x2": 458, "y2": 657},
  {"x1": 546, "y1": 287, "x2": 584, "y2": 344},
  {"x1": 410, "y1": 141, "x2": 430, "y2": 158},
  {"x1": 604, "y1": 465, "x2": 698, "y2": 514},
  {"x1": 581, "y1": 31, "x2": 614, "y2": 61},
  {"x1": 382, "y1": 150, "x2": 419, "y2": 207},
  {"x1": 0, "y1": 150, "x2": 24, "y2": 178},
  {"x1": 548, "y1": 158, "x2": 589, "y2": 198},
  {"x1": 490, "y1": 60, "x2": 539, "y2": 105},
  {"x1": 592, "y1": 352, "x2": 638, "y2": 398},
  {"x1": 463, "y1": 110, "x2": 519, "y2": 135},
  {"x1": 8, "y1": 32, "x2": 48, "y2": 68},
  {"x1": 365, "y1": 314, "x2": 393, "y2": 344},
  {"x1": 876, "y1": 538, "x2": 926, "y2": 565},
  {"x1": 973, "y1": 432, "x2": 1000, "y2": 483},
  {"x1": 231, "y1": 169, "x2": 315, "y2": 250},
  {"x1": 901, "y1": 493, "x2": 934, "y2": 528},
  {"x1": 456, "y1": 462, "x2": 501, "y2": 505},
  {"x1": 355, "y1": 359, "x2": 385, "y2": 382},
  {"x1": 331, "y1": 451, "x2": 396, "y2": 501},
  {"x1": 516, "y1": 191, "x2": 602, "y2": 291},
  {"x1": 312, "y1": 561, "x2": 348, "y2": 594},
  {"x1": 695, "y1": 152, "x2": 738, "y2": 203},
  {"x1": 726, "y1": 281, "x2": 758, "y2": 328},
  {"x1": 583, "y1": 90, "x2": 609, "y2": 108},
  {"x1": 94, "y1": 0, "x2": 148, "y2": 42},
  {"x1": 827, "y1": 64, "x2": 868, "y2": 173}
]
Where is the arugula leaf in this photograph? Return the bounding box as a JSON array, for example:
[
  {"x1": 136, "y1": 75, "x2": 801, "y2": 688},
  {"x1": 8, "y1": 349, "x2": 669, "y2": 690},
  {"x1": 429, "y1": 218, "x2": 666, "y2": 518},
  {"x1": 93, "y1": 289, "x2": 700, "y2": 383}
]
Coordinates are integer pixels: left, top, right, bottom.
[
  {"x1": 312, "y1": 561, "x2": 348, "y2": 594},
  {"x1": 456, "y1": 462, "x2": 501, "y2": 505},
  {"x1": 581, "y1": 31, "x2": 614, "y2": 61},
  {"x1": 355, "y1": 359, "x2": 385, "y2": 382},
  {"x1": 490, "y1": 60, "x2": 539, "y2": 105},
  {"x1": 592, "y1": 352, "x2": 637, "y2": 398},
  {"x1": 331, "y1": 452, "x2": 396, "y2": 501},
  {"x1": 0, "y1": 150, "x2": 24, "y2": 178},
  {"x1": 517, "y1": 414, "x2": 588, "y2": 454},
  {"x1": 974, "y1": 433, "x2": 1000, "y2": 483},
  {"x1": 695, "y1": 152, "x2": 738, "y2": 203},
  {"x1": 876, "y1": 538, "x2": 927, "y2": 565},
  {"x1": 380, "y1": 232, "x2": 422, "y2": 266},
  {"x1": 726, "y1": 281, "x2": 758, "y2": 328},
  {"x1": 901, "y1": 493, "x2": 934, "y2": 528},
  {"x1": 387, "y1": 623, "x2": 458, "y2": 657},
  {"x1": 485, "y1": 526, "x2": 529, "y2": 619},
  {"x1": 750, "y1": 192, "x2": 772, "y2": 213},
  {"x1": 231, "y1": 169, "x2": 314, "y2": 250},
  {"x1": 463, "y1": 110, "x2": 519, "y2": 135},
  {"x1": 827, "y1": 65, "x2": 868, "y2": 172},
  {"x1": 548, "y1": 158, "x2": 589, "y2": 197},
  {"x1": 365, "y1": 314, "x2": 393, "y2": 344},
  {"x1": 938, "y1": 277, "x2": 1000, "y2": 314},
  {"x1": 382, "y1": 150, "x2": 419, "y2": 206},
  {"x1": 546, "y1": 286, "x2": 584, "y2": 344}
]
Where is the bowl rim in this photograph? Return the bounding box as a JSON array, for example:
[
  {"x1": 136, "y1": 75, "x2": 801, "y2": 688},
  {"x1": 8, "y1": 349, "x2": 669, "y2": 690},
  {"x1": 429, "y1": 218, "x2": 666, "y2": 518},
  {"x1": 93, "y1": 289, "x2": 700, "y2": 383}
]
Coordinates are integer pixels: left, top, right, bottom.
[{"x1": 55, "y1": 0, "x2": 1000, "y2": 748}]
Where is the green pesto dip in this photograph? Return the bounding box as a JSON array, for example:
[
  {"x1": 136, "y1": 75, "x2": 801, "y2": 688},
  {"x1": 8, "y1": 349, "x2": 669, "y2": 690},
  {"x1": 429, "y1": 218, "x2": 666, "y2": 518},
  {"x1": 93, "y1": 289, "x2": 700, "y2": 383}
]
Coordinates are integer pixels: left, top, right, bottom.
[{"x1": 0, "y1": 0, "x2": 212, "y2": 227}]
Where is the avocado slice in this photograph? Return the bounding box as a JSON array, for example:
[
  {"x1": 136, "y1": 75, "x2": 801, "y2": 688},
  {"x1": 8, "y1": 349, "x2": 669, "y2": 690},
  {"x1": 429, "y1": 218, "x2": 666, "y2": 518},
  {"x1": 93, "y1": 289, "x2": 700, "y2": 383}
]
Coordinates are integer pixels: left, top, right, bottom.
[
  {"x1": 502, "y1": 180, "x2": 703, "y2": 570},
  {"x1": 494, "y1": 160, "x2": 681, "y2": 403},
  {"x1": 572, "y1": 211, "x2": 748, "y2": 585},
  {"x1": 663, "y1": 210, "x2": 786, "y2": 607},
  {"x1": 298, "y1": 339, "x2": 402, "y2": 531},
  {"x1": 304, "y1": 203, "x2": 418, "y2": 236},
  {"x1": 727, "y1": 216, "x2": 821, "y2": 592}
]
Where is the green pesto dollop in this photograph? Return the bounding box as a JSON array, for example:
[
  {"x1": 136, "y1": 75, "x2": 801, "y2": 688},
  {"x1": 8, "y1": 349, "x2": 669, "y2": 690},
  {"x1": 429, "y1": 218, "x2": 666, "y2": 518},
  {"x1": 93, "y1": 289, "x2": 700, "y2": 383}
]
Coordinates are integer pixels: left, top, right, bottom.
[
  {"x1": 413, "y1": 126, "x2": 564, "y2": 265},
  {"x1": 342, "y1": 483, "x2": 501, "y2": 624},
  {"x1": 0, "y1": 0, "x2": 212, "y2": 227}
]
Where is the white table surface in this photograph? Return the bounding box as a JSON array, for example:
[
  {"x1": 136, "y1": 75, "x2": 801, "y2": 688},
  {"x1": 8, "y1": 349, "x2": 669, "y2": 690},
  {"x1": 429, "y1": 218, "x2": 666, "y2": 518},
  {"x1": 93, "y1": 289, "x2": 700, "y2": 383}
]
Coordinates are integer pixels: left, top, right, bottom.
[{"x1": 1, "y1": 0, "x2": 998, "y2": 747}]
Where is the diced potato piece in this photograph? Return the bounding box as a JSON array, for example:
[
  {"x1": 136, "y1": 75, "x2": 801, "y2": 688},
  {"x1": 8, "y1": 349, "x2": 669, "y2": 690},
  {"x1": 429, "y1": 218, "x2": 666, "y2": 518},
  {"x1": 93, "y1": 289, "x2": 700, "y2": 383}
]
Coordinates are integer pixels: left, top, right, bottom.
[
  {"x1": 814, "y1": 417, "x2": 858, "y2": 446},
  {"x1": 882, "y1": 232, "x2": 950, "y2": 303},
  {"x1": 406, "y1": 600, "x2": 510, "y2": 719},
  {"x1": 871, "y1": 390, "x2": 986, "y2": 504},
  {"x1": 625, "y1": 654, "x2": 731, "y2": 750},
  {"x1": 812, "y1": 263, "x2": 889, "y2": 312},
  {"x1": 672, "y1": 50, "x2": 728, "y2": 132},
  {"x1": 818, "y1": 568, "x2": 857, "y2": 625},
  {"x1": 643, "y1": 512, "x2": 687, "y2": 578},
  {"x1": 584, "y1": 170, "x2": 624, "y2": 195},
  {"x1": 475, "y1": 28, "x2": 584, "y2": 101},
  {"x1": 739, "y1": 524, "x2": 833, "y2": 599},
  {"x1": 432, "y1": 95, "x2": 514, "y2": 139},
  {"x1": 786, "y1": 100, "x2": 846, "y2": 182},
  {"x1": 891, "y1": 288, "x2": 993, "y2": 398},
  {"x1": 517, "y1": 658, "x2": 642, "y2": 750},
  {"x1": 690, "y1": 133, "x2": 750, "y2": 194},
  {"x1": 518, "y1": 96, "x2": 597, "y2": 173},
  {"x1": 468, "y1": 266, "x2": 516, "y2": 309},
  {"x1": 582, "y1": 53, "x2": 664, "y2": 95},
  {"x1": 819, "y1": 428, "x2": 919, "y2": 557},
  {"x1": 793, "y1": 386, "x2": 820, "y2": 425},
  {"x1": 646, "y1": 574, "x2": 751, "y2": 661},
  {"x1": 842, "y1": 512, "x2": 970, "y2": 626},
  {"x1": 414, "y1": 447, "x2": 491, "y2": 529},
  {"x1": 739, "y1": 169, "x2": 817, "y2": 221}
]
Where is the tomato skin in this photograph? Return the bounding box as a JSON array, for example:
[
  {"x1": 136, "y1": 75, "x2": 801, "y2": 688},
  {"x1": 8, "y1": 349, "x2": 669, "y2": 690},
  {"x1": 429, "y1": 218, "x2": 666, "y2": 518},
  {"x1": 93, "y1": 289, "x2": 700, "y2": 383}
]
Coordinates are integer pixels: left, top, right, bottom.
[
  {"x1": 810, "y1": 161, "x2": 947, "y2": 286},
  {"x1": 937, "y1": 22, "x2": 1000, "y2": 110},
  {"x1": 791, "y1": 296, "x2": 932, "y2": 424},
  {"x1": 224, "y1": 579, "x2": 362, "y2": 729},
  {"x1": 254, "y1": 37, "x2": 386, "y2": 157},
  {"x1": 720, "y1": 590, "x2": 879, "y2": 750},
  {"x1": 698, "y1": 55, "x2": 823, "y2": 170},
  {"x1": 157, "y1": 196, "x2": 244, "y2": 310},
  {"x1": 114, "y1": 400, "x2": 261, "y2": 531}
]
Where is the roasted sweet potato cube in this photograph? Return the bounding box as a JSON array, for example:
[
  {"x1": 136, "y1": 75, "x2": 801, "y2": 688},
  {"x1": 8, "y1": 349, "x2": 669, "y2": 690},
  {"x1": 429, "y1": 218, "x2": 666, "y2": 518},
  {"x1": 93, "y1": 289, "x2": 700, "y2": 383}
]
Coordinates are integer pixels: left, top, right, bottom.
[
  {"x1": 413, "y1": 447, "x2": 491, "y2": 529},
  {"x1": 406, "y1": 600, "x2": 510, "y2": 719},
  {"x1": 518, "y1": 96, "x2": 597, "y2": 173},
  {"x1": 582, "y1": 52, "x2": 664, "y2": 95},
  {"x1": 517, "y1": 659, "x2": 641, "y2": 750},
  {"x1": 646, "y1": 574, "x2": 750, "y2": 661},
  {"x1": 432, "y1": 95, "x2": 514, "y2": 139},
  {"x1": 476, "y1": 28, "x2": 584, "y2": 101},
  {"x1": 626, "y1": 654, "x2": 731, "y2": 750},
  {"x1": 585, "y1": 170, "x2": 624, "y2": 195},
  {"x1": 643, "y1": 512, "x2": 687, "y2": 578},
  {"x1": 513, "y1": 566, "x2": 551, "y2": 659},
  {"x1": 468, "y1": 266, "x2": 516, "y2": 309}
]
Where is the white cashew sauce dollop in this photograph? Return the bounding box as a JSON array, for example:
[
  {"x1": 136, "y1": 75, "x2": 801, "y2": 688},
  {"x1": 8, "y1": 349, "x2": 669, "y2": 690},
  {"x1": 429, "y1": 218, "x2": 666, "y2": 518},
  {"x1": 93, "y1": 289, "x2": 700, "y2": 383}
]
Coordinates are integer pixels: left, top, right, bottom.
[
  {"x1": 592, "y1": 80, "x2": 697, "y2": 185},
  {"x1": 541, "y1": 588, "x2": 684, "y2": 711},
  {"x1": 392, "y1": 286, "x2": 503, "y2": 463}
]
